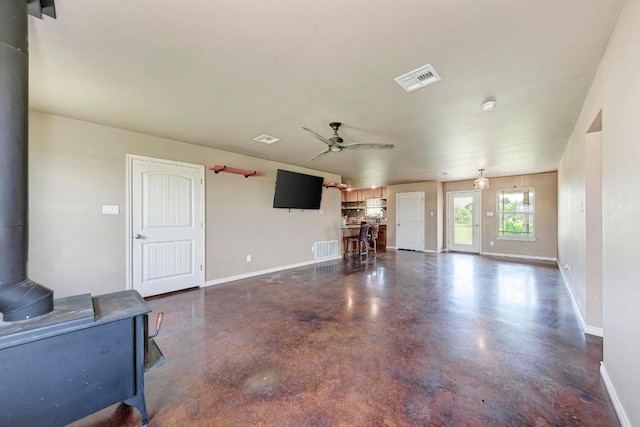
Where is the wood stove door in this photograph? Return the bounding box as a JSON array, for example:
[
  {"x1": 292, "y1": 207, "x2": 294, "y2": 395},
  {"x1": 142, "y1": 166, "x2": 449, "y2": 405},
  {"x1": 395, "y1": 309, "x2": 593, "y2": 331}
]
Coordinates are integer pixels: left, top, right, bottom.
[{"x1": 129, "y1": 156, "x2": 205, "y2": 297}]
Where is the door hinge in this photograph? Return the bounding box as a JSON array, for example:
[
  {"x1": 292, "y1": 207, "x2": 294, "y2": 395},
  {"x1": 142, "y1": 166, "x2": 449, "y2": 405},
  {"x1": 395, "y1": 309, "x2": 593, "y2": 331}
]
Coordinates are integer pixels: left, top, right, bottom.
[
  {"x1": 200, "y1": 178, "x2": 203, "y2": 184},
  {"x1": 200, "y1": 264, "x2": 203, "y2": 271}
]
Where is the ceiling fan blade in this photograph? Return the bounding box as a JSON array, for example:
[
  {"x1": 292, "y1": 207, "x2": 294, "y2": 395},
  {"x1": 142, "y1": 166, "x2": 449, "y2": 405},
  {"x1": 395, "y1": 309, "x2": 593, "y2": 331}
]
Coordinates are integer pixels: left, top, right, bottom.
[
  {"x1": 342, "y1": 143, "x2": 395, "y2": 149},
  {"x1": 307, "y1": 149, "x2": 331, "y2": 161},
  {"x1": 302, "y1": 127, "x2": 332, "y2": 146}
]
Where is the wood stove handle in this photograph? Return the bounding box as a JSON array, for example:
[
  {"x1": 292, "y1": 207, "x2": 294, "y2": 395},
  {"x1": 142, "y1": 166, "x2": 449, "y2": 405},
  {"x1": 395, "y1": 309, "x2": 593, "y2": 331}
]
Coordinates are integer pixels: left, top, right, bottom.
[{"x1": 149, "y1": 312, "x2": 163, "y2": 338}]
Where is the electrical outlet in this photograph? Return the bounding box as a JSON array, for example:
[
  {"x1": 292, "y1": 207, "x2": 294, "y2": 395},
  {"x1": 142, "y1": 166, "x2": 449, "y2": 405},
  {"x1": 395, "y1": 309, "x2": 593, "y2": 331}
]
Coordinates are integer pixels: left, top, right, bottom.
[
  {"x1": 490, "y1": 241, "x2": 494, "y2": 246},
  {"x1": 311, "y1": 246, "x2": 315, "y2": 252},
  {"x1": 246, "y1": 255, "x2": 251, "y2": 263}
]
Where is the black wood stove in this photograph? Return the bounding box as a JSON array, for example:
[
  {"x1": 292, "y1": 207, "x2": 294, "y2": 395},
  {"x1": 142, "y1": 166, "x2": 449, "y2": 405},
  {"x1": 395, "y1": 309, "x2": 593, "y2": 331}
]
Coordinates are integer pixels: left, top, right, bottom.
[
  {"x1": 0, "y1": 1, "x2": 165, "y2": 426},
  {"x1": 0, "y1": 291, "x2": 165, "y2": 427}
]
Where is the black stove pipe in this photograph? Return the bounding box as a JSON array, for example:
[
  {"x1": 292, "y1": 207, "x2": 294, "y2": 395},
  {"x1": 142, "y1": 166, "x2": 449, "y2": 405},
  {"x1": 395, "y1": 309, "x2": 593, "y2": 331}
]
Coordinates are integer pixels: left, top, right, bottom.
[{"x1": 0, "y1": 0, "x2": 54, "y2": 321}]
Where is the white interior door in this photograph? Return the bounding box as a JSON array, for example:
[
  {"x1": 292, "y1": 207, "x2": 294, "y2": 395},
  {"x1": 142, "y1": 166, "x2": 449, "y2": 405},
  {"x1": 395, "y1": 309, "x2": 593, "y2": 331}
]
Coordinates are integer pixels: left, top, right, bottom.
[
  {"x1": 129, "y1": 156, "x2": 204, "y2": 297},
  {"x1": 396, "y1": 192, "x2": 424, "y2": 251},
  {"x1": 447, "y1": 191, "x2": 481, "y2": 253}
]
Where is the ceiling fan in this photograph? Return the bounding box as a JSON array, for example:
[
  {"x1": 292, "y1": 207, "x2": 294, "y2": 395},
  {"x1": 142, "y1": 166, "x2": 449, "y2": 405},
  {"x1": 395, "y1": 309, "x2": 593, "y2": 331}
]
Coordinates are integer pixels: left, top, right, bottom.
[{"x1": 302, "y1": 122, "x2": 394, "y2": 161}]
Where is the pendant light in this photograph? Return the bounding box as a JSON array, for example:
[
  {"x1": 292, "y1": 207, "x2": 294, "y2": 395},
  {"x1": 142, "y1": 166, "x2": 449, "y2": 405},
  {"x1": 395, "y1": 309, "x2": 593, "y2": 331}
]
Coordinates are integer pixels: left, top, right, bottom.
[{"x1": 474, "y1": 168, "x2": 490, "y2": 190}]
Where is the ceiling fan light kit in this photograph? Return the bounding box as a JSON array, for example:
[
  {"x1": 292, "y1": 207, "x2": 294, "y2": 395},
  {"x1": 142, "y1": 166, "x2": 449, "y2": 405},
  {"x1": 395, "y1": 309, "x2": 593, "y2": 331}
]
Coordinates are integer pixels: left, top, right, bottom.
[{"x1": 302, "y1": 122, "x2": 394, "y2": 161}]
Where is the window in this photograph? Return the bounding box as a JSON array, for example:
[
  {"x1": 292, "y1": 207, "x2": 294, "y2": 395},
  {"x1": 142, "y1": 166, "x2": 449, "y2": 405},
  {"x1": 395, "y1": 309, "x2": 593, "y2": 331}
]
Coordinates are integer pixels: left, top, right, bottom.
[
  {"x1": 365, "y1": 198, "x2": 384, "y2": 218},
  {"x1": 497, "y1": 188, "x2": 535, "y2": 240}
]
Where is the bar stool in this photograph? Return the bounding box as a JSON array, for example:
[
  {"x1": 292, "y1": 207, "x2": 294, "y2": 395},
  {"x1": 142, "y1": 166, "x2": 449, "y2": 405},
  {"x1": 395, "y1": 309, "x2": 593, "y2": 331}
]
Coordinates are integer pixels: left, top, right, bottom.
[
  {"x1": 368, "y1": 223, "x2": 379, "y2": 256},
  {"x1": 346, "y1": 223, "x2": 370, "y2": 260}
]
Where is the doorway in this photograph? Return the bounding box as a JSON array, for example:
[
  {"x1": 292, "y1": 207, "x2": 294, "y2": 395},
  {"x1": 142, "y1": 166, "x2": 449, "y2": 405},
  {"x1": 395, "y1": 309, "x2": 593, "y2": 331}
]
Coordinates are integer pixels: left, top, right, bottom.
[
  {"x1": 396, "y1": 192, "x2": 424, "y2": 251},
  {"x1": 127, "y1": 155, "x2": 205, "y2": 297},
  {"x1": 447, "y1": 191, "x2": 481, "y2": 253}
]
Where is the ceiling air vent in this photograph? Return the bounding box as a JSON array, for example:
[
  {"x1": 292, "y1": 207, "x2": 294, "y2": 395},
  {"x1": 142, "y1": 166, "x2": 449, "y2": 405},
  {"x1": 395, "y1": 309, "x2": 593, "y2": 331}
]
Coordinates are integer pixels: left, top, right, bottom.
[
  {"x1": 394, "y1": 64, "x2": 441, "y2": 93},
  {"x1": 253, "y1": 134, "x2": 280, "y2": 144}
]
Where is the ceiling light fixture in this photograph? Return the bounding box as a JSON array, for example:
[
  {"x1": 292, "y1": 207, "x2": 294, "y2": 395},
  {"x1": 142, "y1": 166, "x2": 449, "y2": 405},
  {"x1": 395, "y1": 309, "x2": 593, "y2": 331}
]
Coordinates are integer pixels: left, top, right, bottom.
[
  {"x1": 480, "y1": 97, "x2": 497, "y2": 112},
  {"x1": 474, "y1": 168, "x2": 490, "y2": 190}
]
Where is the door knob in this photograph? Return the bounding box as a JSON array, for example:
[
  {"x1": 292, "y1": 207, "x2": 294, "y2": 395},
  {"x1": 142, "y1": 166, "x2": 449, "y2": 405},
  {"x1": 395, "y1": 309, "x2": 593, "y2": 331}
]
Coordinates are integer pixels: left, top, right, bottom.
[{"x1": 134, "y1": 234, "x2": 143, "y2": 239}]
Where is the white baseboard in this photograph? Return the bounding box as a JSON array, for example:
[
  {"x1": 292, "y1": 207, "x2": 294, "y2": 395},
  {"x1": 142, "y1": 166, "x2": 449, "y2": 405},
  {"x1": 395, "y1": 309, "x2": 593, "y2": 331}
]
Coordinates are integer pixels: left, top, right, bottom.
[
  {"x1": 388, "y1": 246, "x2": 439, "y2": 253},
  {"x1": 389, "y1": 247, "x2": 439, "y2": 253},
  {"x1": 558, "y1": 261, "x2": 587, "y2": 331},
  {"x1": 600, "y1": 363, "x2": 631, "y2": 427},
  {"x1": 584, "y1": 324, "x2": 604, "y2": 337},
  {"x1": 204, "y1": 256, "x2": 342, "y2": 287},
  {"x1": 557, "y1": 261, "x2": 604, "y2": 338},
  {"x1": 480, "y1": 251, "x2": 557, "y2": 262}
]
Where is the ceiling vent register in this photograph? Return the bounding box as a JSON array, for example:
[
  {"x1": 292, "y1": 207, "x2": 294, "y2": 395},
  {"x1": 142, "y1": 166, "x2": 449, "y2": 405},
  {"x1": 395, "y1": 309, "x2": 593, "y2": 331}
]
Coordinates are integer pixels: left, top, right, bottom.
[
  {"x1": 394, "y1": 64, "x2": 441, "y2": 93},
  {"x1": 253, "y1": 135, "x2": 280, "y2": 144}
]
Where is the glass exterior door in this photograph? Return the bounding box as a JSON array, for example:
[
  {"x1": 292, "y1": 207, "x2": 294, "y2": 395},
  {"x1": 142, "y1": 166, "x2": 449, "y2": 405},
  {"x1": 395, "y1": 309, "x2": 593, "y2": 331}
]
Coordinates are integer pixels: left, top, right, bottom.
[{"x1": 448, "y1": 191, "x2": 481, "y2": 253}]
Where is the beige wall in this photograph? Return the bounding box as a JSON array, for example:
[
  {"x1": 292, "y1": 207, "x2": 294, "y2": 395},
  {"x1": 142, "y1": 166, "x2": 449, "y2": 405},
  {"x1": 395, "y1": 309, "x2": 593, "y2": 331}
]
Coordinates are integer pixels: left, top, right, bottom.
[
  {"x1": 28, "y1": 111, "x2": 342, "y2": 298},
  {"x1": 386, "y1": 181, "x2": 441, "y2": 252},
  {"x1": 558, "y1": 1, "x2": 640, "y2": 424},
  {"x1": 584, "y1": 132, "x2": 603, "y2": 330},
  {"x1": 558, "y1": 129, "x2": 605, "y2": 332},
  {"x1": 558, "y1": 131, "x2": 587, "y2": 317},
  {"x1": 444, "y1": 172, "x2": 558, "y2": 260}
]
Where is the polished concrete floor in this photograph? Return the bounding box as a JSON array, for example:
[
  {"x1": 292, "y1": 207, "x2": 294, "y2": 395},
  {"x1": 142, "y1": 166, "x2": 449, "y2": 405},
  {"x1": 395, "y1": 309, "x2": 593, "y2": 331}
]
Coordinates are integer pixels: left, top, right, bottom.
[{"x1": 73, "y1": 251, "x2": 619, "y2": 426}]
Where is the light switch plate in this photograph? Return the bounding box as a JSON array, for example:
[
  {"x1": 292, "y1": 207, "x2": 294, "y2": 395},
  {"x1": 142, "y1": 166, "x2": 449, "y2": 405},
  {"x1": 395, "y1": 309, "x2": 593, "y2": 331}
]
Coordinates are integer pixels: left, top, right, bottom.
[
  {"x1": 102, "y1": 205, "x2": 120, "y2": 215},
  {"x1": 486, "y1": 211, "x2": 494, "y2": 217}
]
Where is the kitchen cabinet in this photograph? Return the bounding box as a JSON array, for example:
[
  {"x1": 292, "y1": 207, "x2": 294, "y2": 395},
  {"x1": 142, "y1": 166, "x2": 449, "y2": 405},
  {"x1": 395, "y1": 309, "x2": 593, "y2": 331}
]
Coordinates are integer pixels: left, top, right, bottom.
[
  {"x1": 341, "y1": 188, "x2": 387, "y2": 218},
  {"x1": 377, "y1": 224, "x2": 387, "y2": 249}
]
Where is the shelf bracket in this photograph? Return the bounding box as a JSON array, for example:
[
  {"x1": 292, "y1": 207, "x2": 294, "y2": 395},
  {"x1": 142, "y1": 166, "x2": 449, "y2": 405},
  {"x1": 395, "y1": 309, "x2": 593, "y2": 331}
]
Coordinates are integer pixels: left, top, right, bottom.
[
  {"x1": 323, "y1": 182, "x2": 349, "y2": 190},
  {"x1": 208, "y1": 164, "x2": 263, "y2": 178}
]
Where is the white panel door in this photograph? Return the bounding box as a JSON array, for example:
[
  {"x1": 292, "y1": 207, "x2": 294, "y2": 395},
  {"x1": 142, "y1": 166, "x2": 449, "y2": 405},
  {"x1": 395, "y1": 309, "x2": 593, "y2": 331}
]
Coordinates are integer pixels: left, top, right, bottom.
[
  {"x1": 130, "y1": 156, "x2": 204, "y2": 297},
  {"x1": 447, "y1": 191, "x2": 481, "y2": 253},
  {"x1": 396, "y1": 192, "x2": 424, "y2": 251}
]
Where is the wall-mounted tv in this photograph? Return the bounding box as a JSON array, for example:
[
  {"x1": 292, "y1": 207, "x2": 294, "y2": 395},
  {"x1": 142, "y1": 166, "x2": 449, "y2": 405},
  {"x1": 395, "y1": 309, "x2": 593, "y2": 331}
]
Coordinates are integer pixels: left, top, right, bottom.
[{"x1": 273, "y1": 169, "x2": 323, "y2": 210}]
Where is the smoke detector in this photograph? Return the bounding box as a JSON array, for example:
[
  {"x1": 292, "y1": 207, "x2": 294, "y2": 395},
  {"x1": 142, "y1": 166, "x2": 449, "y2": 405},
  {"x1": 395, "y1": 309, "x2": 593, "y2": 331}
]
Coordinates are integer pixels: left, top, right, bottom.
[
  {"x1": 253, "y1": 134, "x2": 280, "y2": 144},
  {"x1": 480, "y1": 97, "x2": 497, "y2": 111},
  {"x1": 394, "y1": 64, "x2": 441, "y2": 93}
]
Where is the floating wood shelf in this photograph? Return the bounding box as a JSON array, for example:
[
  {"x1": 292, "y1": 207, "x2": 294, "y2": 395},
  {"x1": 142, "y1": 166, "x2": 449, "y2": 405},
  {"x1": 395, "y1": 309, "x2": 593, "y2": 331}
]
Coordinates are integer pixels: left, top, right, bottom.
[
  {"x1": 323, "y1": 182, "x2": 349, "y2": 190},
  {"x1": 208, "y1": 164, "x2": 263, "y2": 178}
]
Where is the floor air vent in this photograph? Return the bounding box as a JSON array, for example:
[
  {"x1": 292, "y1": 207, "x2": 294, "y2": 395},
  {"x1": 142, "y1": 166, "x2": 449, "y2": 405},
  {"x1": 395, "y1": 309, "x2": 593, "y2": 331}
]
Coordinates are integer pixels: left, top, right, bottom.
[{"x1": 314, "y1": 240, "x2": 339, "y2": 260}]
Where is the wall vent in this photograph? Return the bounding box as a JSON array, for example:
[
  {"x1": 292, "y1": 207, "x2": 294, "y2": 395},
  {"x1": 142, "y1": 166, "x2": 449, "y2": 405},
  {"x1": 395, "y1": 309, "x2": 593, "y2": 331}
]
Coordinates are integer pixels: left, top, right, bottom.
[
  {"x1": 253, "y1": 134, "x2": 280, "y2": 144},
  {"x1": 394, "y1": 64, "x2": 441, "y2": 93},
  {"x1": 314, "y1": 240, "x2": 339, "y2": 260}
]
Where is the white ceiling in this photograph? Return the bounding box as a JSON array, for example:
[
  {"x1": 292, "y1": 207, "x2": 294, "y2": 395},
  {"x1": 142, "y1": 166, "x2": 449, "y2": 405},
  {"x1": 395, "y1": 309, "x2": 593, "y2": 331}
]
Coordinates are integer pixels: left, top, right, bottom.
[{"x1": 28, "y1": 0, "x2": 625, "y2": 188}]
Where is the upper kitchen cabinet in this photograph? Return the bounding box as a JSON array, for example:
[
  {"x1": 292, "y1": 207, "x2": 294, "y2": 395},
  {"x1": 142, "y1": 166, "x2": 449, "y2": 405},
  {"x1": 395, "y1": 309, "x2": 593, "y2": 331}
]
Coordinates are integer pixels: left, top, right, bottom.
[{"x1": 341, "y1": 188, "x2": 387, "y2": 218}]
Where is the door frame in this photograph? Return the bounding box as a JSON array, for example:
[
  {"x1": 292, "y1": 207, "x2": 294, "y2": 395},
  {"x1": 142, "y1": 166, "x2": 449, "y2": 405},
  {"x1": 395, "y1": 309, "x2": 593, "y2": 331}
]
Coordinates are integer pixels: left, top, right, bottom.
[
  {"x1": 125, "y1": 154, "x2": 206, "y2": 291},
  {"x1": 395, "y1": 191, "x2": 425, "y2": 251},
  {"x1": 446, "y1": 190, "x2": 482, "y2": 253}
]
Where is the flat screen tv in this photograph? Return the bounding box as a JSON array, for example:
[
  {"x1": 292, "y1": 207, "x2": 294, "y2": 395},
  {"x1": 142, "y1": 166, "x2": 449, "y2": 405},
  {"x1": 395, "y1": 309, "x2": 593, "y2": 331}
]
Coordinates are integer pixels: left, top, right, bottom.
[{"x1": 273, "y1": 169, "x2": 323, "y2": 210}]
